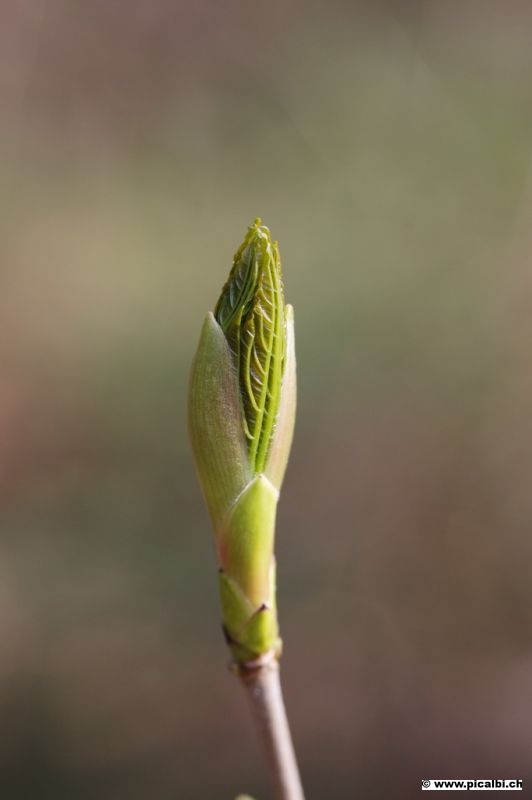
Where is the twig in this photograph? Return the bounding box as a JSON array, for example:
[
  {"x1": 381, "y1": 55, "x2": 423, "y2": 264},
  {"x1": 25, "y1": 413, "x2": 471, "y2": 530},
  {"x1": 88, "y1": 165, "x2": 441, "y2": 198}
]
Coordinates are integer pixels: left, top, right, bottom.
[{"x1": 237, "y1": 653, "x2": 305, "y2": 800}]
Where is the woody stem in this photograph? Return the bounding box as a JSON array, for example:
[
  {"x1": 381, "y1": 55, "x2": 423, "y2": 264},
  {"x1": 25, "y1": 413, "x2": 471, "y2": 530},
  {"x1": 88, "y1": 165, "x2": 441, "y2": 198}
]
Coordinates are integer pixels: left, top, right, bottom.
[{"x1": 237, "y1": 655, "x2": 305, "y2": 800}]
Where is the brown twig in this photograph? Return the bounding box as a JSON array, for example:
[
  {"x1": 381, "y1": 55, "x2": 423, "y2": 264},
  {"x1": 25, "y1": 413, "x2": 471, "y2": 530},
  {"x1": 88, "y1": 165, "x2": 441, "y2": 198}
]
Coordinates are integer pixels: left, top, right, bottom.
[{"x1": 237, "y1": 653, "x2": 305, "y2": 800}]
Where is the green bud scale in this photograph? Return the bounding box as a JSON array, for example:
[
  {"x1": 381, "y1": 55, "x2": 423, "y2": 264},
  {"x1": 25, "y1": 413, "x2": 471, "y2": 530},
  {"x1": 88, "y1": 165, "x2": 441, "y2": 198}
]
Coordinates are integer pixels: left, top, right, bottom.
[{"x1": 188, "y1": 219, "x2": 296, "y2": 663}]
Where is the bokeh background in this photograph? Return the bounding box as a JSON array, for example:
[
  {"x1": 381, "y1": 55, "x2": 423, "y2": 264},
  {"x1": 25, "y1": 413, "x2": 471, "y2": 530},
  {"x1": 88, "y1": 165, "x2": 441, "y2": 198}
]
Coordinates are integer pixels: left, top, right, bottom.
[{"x1": 2, "y1": 2, "x2": 532, "y2": 797}]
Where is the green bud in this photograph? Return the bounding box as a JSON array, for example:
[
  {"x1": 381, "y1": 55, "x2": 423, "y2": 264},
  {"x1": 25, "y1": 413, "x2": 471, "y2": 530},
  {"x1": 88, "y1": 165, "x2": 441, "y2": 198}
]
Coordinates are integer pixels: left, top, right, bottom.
[{"x1": 188, "y1": 219, "x2": 296, "y2": 662}]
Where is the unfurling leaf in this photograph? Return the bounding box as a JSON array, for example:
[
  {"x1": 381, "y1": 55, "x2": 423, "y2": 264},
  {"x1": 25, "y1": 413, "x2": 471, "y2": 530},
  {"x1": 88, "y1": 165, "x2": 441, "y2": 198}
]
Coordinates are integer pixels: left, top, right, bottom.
[{"x1": 189, "y1": 219, "x2": 296, "y2": 663}]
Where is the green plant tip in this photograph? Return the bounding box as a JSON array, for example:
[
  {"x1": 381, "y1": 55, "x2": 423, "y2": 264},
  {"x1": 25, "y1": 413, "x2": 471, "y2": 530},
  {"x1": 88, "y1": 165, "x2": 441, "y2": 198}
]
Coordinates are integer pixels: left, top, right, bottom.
[
  {"x1": 214, "y1": 218, "x2": 286, "y2": 475},
  {"x1": 188, "y1": 219, "x2": 296, "y2": 662}
]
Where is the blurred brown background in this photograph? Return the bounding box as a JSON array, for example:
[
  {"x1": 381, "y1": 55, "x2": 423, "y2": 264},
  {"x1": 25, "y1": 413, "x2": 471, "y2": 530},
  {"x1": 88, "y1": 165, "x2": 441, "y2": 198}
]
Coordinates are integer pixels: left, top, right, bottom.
[{"x1": 1, "y1": 1, "x2": 532, "y2": 798}]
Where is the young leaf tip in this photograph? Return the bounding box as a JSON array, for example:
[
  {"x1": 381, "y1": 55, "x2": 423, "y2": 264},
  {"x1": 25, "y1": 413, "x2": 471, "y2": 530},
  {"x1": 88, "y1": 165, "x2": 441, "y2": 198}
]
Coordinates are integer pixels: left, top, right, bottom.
[{"x1": 214, "y1": 218, "x2": 287, "y2": 476}]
